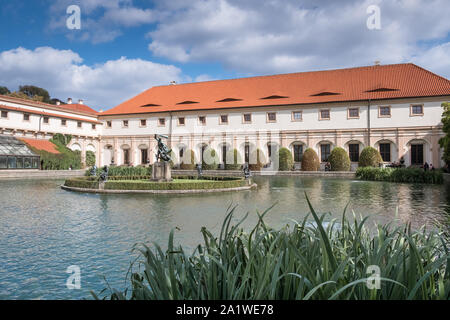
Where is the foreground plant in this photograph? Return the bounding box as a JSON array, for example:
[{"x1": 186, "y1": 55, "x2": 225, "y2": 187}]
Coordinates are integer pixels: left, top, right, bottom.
[{"x1": 93, "y1": 194, "x2": 450, "y2": 300}]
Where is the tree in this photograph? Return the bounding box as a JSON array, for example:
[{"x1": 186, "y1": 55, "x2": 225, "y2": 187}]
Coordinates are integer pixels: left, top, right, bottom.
[
  {"x1": 278, "y1": 147, "x2": 294, "y2": 171},
  {"x1": 359, "y1": 146, "x2": 383, "y2": 167},
  {"x1": 328, "y1": 147, "x2": 351, "y2": 171},
  {"x1": 19, "y1": 85, "x2": 51, "y2": 103},
  {"x1": 86, "y1": 151, "x2": 96, "y2": 167},
  {"x1": 202, "y1": 148, "x2": 219, "y2": 170},
  {"x1": 439, "y1": 102, "x2": 450, "y2": 169},
  {"x1": 249, "y1": 148, "x2": 266, "y2": 171},
  {"x1": 301, "y1": 148, "x2": 320, "y2": 171},
  {"x1": 0, "y1": 86, "x2": 10, "y2": 95},
  {"x1": 225, "y1": 149, "x2": 242, "y2": 170}
]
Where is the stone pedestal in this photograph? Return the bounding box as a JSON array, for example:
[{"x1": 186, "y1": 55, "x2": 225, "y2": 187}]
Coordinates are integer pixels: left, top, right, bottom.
[{"x1": 152, "y1": 162, "x2": 172, "y2": 182}]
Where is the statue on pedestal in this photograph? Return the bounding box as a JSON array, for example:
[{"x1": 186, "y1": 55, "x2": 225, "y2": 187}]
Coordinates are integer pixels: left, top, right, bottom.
[{"x1": 152, "y1": 134, "x2": 172, "y2": 182}]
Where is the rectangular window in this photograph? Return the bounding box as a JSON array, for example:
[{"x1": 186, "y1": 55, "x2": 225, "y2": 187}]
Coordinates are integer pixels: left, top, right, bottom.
[
  {"x1": 106, "y1": 120, "x2": 112, "y2": 128},
  {"x1": 0, "y1": 156, "x2": 7, "y2": 169},
  {"x1": 158, "y1": 118, "x2": 166, "y2": 126},
  {"x1": 77, "y1": 121, "x2": 82, "y2": 128},
  {"x1": 16, "y1": 157, "x2": 23, "y2": 169},
  {"x1": 199, "y1": 116, "x2": 206, "y2": 125},
  {"x1": 92, "y1": 124, "x2": 96, "y2": 130},
  {"x1": 23, "y1": 114, "x2": 30, "y2": 121},
  {"x1": 379, "y1": 143, "x2": 391, "y2": 162},
  {"x1": 123, "y1": 120, "x2": 128, "y2": 127},
  {"x1": 8, "y1": 157, "x2": 17, "y2": 169},
  {"x1": 379, "y1": 106, "x2": 391, "y2": 117},
  {"x1": 244, "y1": 145, "x2": 250, "y2": 163},
  {"x1": 319, "y1": 109, "x2": 330, "y2": 120},
  {"x1": 321, "y1": 144, "x2": 331, "y2": 162},
  {"x1": 293, "y1": 145, "x2": 303, "y2": 162},
  {"x1": 222, "y1": 145, "x2": 227, "y2": 163},
  {"x1": 411, "y1": 104, "x2": 424, "y2": 116},
  {"x1": 178, "y1": 117, "x2": 185, "y2": 126},
  {"x1": 1, "y1": 110, "x2": 7, "y2": 118},
  {"x1": 267, "y1": 112, "x2": 276, "y2": 122},
  {"x1": 32, "y1": 158, "x2": 39, "y2": 169},
  {"x1": 292, "y1": 111, "x2": 302, "y2": 121},
  {"x1": 220, "y1": 115, "x2": 228, "y2": 124},
  {"x1": 141, "y1": 149, "x2": 148, "y2": 164},
  {"x1": 243, "y1": 113, "x2": 252, "y2": 123},
  {"x1": 43, "y1": 116, "x2": 49, "y2": 124},
  {"x1": 348, "y1": 108, "x2": 359, "y2": 119},
  {"x1": 24, "y1": 157, "x2": 31, "y2": 169},
  {"x1": 61, "y1": 119, "x2": 67, "y2": 126},
  {"x1": 411, "y1": 144, "x2": 424, "y2": 165},
  {"x1": 140, "y1": 119, "x2": 147, "y2": 127},
  {"x1": 348, "y1": 144, "x2": 360, "y2": 162}
]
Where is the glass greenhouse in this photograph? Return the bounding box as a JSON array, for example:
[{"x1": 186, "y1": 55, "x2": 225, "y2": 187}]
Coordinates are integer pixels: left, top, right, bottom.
[{"x1": 0, "y1": 135, "x2": 40, "y2": 170}]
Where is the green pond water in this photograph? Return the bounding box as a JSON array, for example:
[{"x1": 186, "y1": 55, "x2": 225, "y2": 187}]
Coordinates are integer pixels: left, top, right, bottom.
[{"x1": 0, "y1": 176, "x2": 449, "y2": 299}]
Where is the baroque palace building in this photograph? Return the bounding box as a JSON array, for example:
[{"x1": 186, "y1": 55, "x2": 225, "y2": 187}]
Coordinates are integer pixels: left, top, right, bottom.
[{"x1": 1, "y1": 63, "x2": 450, "y2": 170}]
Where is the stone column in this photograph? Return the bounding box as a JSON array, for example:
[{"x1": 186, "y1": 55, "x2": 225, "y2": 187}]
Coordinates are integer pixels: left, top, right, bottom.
[{"x1": 81, "y1": 139, "x2": 86, "y2": 168}]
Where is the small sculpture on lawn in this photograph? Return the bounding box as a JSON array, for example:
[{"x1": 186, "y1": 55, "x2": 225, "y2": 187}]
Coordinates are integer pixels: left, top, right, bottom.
[
  {"x1": 90, "y1": 165, "x2": 97, "y2": 177},
  {"x1": 243, "y1": 163, "x2": 251, "y2": 179},
  {"x1": 196, "y1": 163, "x2": 203, "y2": 177},
  {"x1": 100, "y1": 165, "x2": 109, "y2": 182}
]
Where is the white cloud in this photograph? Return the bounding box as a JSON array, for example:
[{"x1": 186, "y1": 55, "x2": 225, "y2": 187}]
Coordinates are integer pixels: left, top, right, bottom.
[
  {"x1": 0, "y1": 47, "x2": 183, "y2": 110},
  {"x1": 147, "y1": 0, "x2": 450, "y2": 77},
  {"x1": 49, "y1": 0, "x2": 157, "y2": 43}
]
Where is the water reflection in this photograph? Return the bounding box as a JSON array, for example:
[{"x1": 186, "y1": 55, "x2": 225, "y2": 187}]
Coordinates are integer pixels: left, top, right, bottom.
[{"x1": 0, "y1": 177, "x2": 448, "y2": 299}]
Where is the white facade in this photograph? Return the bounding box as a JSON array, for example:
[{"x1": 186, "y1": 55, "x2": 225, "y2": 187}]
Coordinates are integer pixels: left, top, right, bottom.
[{"x1": 98, "y1": 97, "x2": 448, "y2": 169}]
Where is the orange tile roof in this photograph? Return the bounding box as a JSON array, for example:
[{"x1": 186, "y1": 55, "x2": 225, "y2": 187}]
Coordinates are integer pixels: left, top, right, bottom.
[
  {"x1": 101, "y1": 63, "x2": 450, "y2": 116},
  {"x1": 59, "y1": 103, "x2": 98, "y2": 115},
  {"x1": 0, "y1": 94, "x2": 99, "y2": 116},
  {"x1": 21, "y1": 138, "x2": 60, "y2": 154},
  {"x1": 0, "y1": 105, "x2": 102, "y2": 124}
]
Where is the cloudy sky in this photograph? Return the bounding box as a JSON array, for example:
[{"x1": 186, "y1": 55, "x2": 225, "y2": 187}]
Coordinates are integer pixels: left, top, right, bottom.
[{"x1": 0, "y1": 0, "x2": 449, "y2": 110}]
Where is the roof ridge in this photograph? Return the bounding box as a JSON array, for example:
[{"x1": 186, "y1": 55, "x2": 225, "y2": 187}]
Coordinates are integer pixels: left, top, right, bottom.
[{"x1": 152, "y1": 63, "x2": 415, "y2": 88}]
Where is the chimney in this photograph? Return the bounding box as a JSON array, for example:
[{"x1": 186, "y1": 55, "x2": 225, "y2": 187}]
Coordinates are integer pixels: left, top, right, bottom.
[
  {"x1": 67, "y1": 98, "x2": 72, "y2": 104},
  {"x1": 78, "y1": 99, "x2": 84, "y2": 105},
  {"x1": 56, "y1": 101, "x2": 61, "y2": 106},
  {"x1": 374, "y1": 61, "x2": 381, "y2": 66},
  {"x1": 170, "y1": 81, "x2": 177, "y2": 85}
]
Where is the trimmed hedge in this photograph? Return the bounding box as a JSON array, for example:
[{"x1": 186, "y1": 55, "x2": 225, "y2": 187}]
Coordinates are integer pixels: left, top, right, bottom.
[
  {"x1": 301, "y1": 148, "x2": 320, "y2": 171},
  {"x1": 64, "y1": 177, "x2": 99, "y2": 189},
  {"x1": 359, "y1": 146, "x2": 383, "y2": 167},
  {"x1": 86, "y1": 165, "x2": 152, "y2": 177},
  {"x1": 225, "y1": 149, "x2": 242, "y2": 170},
  {"x1": 328, "y1": 147, "x2": 350, "y2": 171},
  {"x1": 278, "y1": 147, "x2": 293, "y2": 171},
  {"x1": 104, "y1": 178, "x2": 247, "y2": 191},
  {"x1": 356, "y1": 167, "x2": 444, "y2": 184}
]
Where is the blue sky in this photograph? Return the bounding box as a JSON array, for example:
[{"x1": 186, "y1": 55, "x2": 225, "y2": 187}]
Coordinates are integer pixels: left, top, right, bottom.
[{"x1": 0, "y1": 0, "x2": 449, "y2": 110}]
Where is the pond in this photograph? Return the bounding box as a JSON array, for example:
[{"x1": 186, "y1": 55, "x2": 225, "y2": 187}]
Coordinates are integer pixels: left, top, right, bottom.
[{"x1": 0, "y1": 176, "x2": 449, "y2": 299}]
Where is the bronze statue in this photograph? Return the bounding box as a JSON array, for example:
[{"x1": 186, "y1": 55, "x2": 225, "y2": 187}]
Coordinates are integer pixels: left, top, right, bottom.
[{"x1": 155, "y1": 134, "x2": 172, "y2": 162}]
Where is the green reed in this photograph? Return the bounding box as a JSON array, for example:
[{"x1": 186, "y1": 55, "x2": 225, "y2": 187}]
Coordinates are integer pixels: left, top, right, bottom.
[{"x1": 93, "y1": 194, "x2": 449, "y2": 300}]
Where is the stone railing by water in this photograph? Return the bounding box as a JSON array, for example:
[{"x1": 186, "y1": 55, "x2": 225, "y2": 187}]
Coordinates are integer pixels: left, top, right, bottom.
[
  {"x1": 0, "y1": 169, "x2": 85, "y2": 180},
  {"x1": 172, "y1": 170, "x2": 356, "y2": 178}
]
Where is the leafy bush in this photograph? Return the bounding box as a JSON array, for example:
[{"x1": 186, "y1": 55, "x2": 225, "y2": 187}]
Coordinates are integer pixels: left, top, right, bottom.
[
  {"x1": 328, "y1": 147, "x2": 350, "y2": 171},
  {"x1": 94, "y1": 195, "x2": 450, "y2": 300},
  {"x1": 86, "y1": 151, "x2": 96, "y2": 167},
  {"x1": 249, "y1": 148, "x2": 266, "y2": 171},
  {"x1": 27, "y1": 136, "x2": 81, "y2": 170},
  {"x1": 439, "y1": 102, "x2": 450, "y2": 168},
  {"x1": 225, "y1": 149, "x2": 242, "y2": 170},
  {"x1": 356, "y1": 167, "x2": 444, "y2": 184},
  {"x1": 301, "y1": 148, "x2": 320, "y2": 171},
  {"x1": 180, "y1": 149, "x2": 196, "y2": 170},
  {"x1": 278, "y1": 147, "x2": 293, "y2": 171},
  {"x1": 202, "y1": 148, "x2": 219, "y2": 170},
  {"x1": 359, "y1": 146, "x2": 383, "y2": 167}
]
